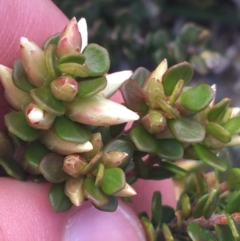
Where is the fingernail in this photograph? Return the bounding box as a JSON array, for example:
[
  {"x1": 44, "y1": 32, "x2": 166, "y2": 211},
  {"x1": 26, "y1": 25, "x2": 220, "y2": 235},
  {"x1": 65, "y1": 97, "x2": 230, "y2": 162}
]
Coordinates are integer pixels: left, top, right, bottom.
[{"x1": 62, "y1": 201, "x2": 146, "y2": 241}]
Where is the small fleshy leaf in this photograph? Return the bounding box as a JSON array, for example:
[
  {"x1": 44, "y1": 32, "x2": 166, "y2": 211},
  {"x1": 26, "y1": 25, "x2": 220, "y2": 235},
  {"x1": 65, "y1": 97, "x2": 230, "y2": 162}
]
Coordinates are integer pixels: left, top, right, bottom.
[
  {"x1": 193, "y1": 194, "x2": 209, "y2": 218},
  {"x1": 168, "y1": 117, "x2": 205, "y2": 143},
  {"x1": 151, "y1": 191, "x2": 162, "y2": 229},
  {"x1": 193, "y1": 144, "x2": 227, "y2": 172},
  {"x1": 159, "y1": 161, "x2": 188, "y2": 176},
  {"x1": 58, "y1": 63, "x2": 90, "y2": 77},
  {"x1": 169, "y1": 79, "x2": 184, "y2": 105},
  {"x1": 222, "y1": 116, "x2": 240, "y2": 135},
  {"x1": 227, "y1": 214, "x2": 240, "y2": 240},
  {"x1": 77, "y1": 76, "x2": 107, "y2": 98},
  {"x1": 43, "y1": 33, "x2": 60, "y2": 50},
  {"x1": 161, "y1": 206, "x2": 175, "y2": 224},
  {"x1": 23, "y1": 140, "x2": 49, "y2": 175},
  {"x1": 131, "y1": 67, "x2": 150, "y2": 87},
  {"x1": 205, "y1": 122, "x2": 231, "y2": 143},
  {"x1": 83, "y1": 177, "x2": 109, "y2": 207},
  {"x1": 82, "y1": 151, "x2": 103, "y2": 175},
  {"x1": 203, "y1": 188, "x2": 220, "y2": 219},
  {"x1": 30, "y1": 86, "x2": 65, "y2": 116},
  {"x1": 39, "y1": 153, "x2": 69, "y2": 183},
  {"x1": 162, "y1": 61, "x2": 194, "y2": 96},
  {"x1": 207, "y1": 98, "x2": 231, "y2": 122},
  {"x1": 162, "y1": 223, "x2": 174, "y2": 241},
  {"x1": 156, "y1": 139, "x2": 183, "y2": 160},
  {"x1": 140, "y1": 216, "x2": 157, "y2": 241},
  {"x1": 134, "y1": 157, "x2": 148, "y2": 179},
  {"x1": 4, "y1": 111, "x2": 40, "y2": 141},
  {"x1": 113, "y1": 183, "x2": 136, "y2": 197},
  {"x1": 109, "y1": 123, "x2": 126, "y2": 139},
  {"x1": 95, "y1": 163, "x2": 105, "y2": 187},
  {"x1": 225, "y1": 191, "x2": 240, "y2": 214},
  {"x1": 101, "y1": 151, "x2": 128, "y2": 168},
  {"x1": 82, "y1": 43, "x2": 110, "y2": 76},
  {"x1": 121, "y1": 79, "x2": 148, "y2": 113},
  {"x1": 179, "y1": 83, "x2": 214, "y2": 112},
  {"x1": 12, "y1": 59, "x2": 35, "y2": 92},
  {"x1": 54, "y1": 116, "x2": 91, "y2": 144},
  {"x1": 100, "y1": 167, "x2": 126, "y2": 195},
  {"x1": 130, "y1": 125, "x2": 157, "y2": 153},
  {"x1": 49, "y1": 182, "x2": 72, "y2": 212},
  {"x1": 227, "y1": 168, "x2": 240, "y2": 190},
  {"x1": 215, "y1": 225, "x2": 236, "y2": 241},
  {"x1": 94, "y1": 195, "x2": 118, "y2": 212},
  {"x1": 187, "y1": 223, "x2": 217, "y2": 241},
  {"x1": 59, "y1": 52, "x2": 86, "y2": 65},
  {"x1": 0, "y1": 156, "x2": 26, "y2": 180}
]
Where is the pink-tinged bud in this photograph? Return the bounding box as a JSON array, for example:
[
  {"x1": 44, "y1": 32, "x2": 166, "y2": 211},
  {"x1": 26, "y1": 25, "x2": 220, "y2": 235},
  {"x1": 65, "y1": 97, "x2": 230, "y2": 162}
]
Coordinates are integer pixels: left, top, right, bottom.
[
  {"x1": 101, "y1": 151, "x2": 129, "y2": 168},
  {"x1": 142, "y1": 110, "x2": 167, "y2": 134},
  {"x1": 41, "y1": 129, "x2": 93, "y2": 155},
  {"x1": 65, "y1": 95, "x2": 139, "y2": 126},
  {"x1": 81, "y1": 132, "x2": 103, "y2": 161},
  {"x1": 65, "y1": 177, "x2": 85, "y2": 206},
  {"x1": 25, "y1": 102, "x2": 55, "y2": 129},
  {"x1": 57, "y1": 17, "x2": 82, "y2": 58},
  {"x1": 63, "y1": 154, "x2": 87, "y2": 177},
  {"x1": 100, "y1": 71, "x2": 132, "y2": 98},
  {"x1": 20, "y1": 37, "x2": 53, "y2": 87},
  {"x1": 0, "y1": 65, "x2": 31, "y2": 110},
  {"x1": 51, "y1": 76, "x2": 78, "y2": 101},
  {"x1": 114, "y1": 184, "x2": 137, "y2": 197}
]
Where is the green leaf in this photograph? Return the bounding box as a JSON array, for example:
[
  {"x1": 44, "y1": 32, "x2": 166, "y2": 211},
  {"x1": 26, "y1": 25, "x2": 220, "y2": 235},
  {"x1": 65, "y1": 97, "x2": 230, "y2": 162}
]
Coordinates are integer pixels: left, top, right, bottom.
[
  {"x1": 30, "y1": 86, "x2": 65, "y2": 116},
  {"x1": 140, "y1": 216, "x2": 157, "y2": 241},
  {"x1": 24, "y1": 140, "x2": 49, "y2": 175},
  {"x1": 146, "y1": 166, "x2": 175, "y2": 180},
  {"x1": 205, "y1": 122, "x2": 231, "y2": 143},
  {"x1": 42, "y1": 33, "x2": 60, "y2": 50},
  {"x1": 193, "y1": 144, "x2": 227, "y2": 172},
  {"x1": 215, "y1": 225, "x2": 236, "y2": 241},
  {"x1": 94, "y1": 195, "x2": 118, "y2": 212},
  {"x1": 203, "y1": 188, "x2": 220, "y2": 219},
  {"x1": 95, "y1": 163, "x2": 105, "y2": 187},
  {"x1": 131, "y1": 67, "x2": 150, "y2": 87},
  {"x1": 161, "y1": 206, "x2": 175, "y2": 224},
  {"x1": 49, "y1": 182, "x2": 72, "y2": 212},
  {"x1": 77, "y1": 76, "x2": 107, "y2": 98},
  {"x1": 162, "y1": 62, "x2": 194, "y2": 96},
  {"x1": 151, "y1": 191, "x2": 162, "y2": 229},
  {"x1": 222, "y1": 116, "x2": 240, "y2": 135},
  {"x1": 4, "y1": 111, "x2": 40, "y2": 141},
  {"x1": 168, "y1": 117, "x2": 205, "y2": 143},
  {"x1": 187, "y1": 223, "x2": 217, "y2": 241},
  {"x1": 130, "y1": 125, "x2": 157, "y2": 153},
  {"x1": 109, "y1": 123, "x2": 126, "y2": 139},
  {"x1": 134, "y1": 157, "x2": 148, "y2": 179},
  {"x1": 121, "y1": 79, "x2": 148, "y2": 112},
  {"x1": 227, "y1": 168, "x2": 240, "y2": 190},
  {"x1": 227, "y1": 214, "x2": 240, "y2": 241},
  {"x1": 58, "y1": 63, "x2": 90, "y2": 77},
  {"x1": 207, "y1": 98, "x2": 231, "y2": 122},
  {"x1": 12, "y1": 59, "x2": 35, "y2": 92},
  {"x1": 160, "y1": 161, "x2": 188, "y2": 176},
  {"x1": 193, "y1": 194, "x2": 209, "y2": 218},
  {"x1": 162, "y1": 223, "x2": 174, "y2": 241},
  {"x1": 225, "y1": 191, "x2": 240, "y2": 214},
  {"x1": 59, "y1": 52, "x2": 86, "y2": 65},
  {"x1": 0, "y1": 156, "x2": 26, "y2": 180},
  {"x1": 45, "y1": 44, "x2": 61, "y2": 79},
  {"x1": 179, "y1": 84, "x2": 214, "y2": 112},
  {"x1": 169, "y1": 79, "x2": 184, "y2": 105},
  {"x1": 155, "y1": 139, "x2": 183, "y2": 160},
  {"x1": 83, "y1": 177, "x2": 109, "y2": 207},
  {"x1": 100, "y1": 167, "x2": 126, "y2": 195},
  {"x1": 82, "y1": 152, "x2": 103, "y2": 175},
  {"x1": 39, "y1": 153, "x2": 69, "y2": 183},
  {"x1": 83, "y1": 43, "x2": 110, "y2": 76},
  {"x1": 54, "y1": 116, "x2": 91, "y2": 144}
]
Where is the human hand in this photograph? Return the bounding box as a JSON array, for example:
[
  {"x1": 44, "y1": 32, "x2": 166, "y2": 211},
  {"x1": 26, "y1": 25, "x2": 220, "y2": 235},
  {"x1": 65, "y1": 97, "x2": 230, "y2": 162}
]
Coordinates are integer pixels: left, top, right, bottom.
[{"x1": 0, "y1": 1, "x2": 176, "y2": 240}]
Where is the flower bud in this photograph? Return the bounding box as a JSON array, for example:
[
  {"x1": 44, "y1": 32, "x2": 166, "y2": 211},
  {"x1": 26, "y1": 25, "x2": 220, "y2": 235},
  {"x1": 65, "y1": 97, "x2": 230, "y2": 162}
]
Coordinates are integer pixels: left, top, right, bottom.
[
  {"x1": 51, "y1": 76, "x2": 78, "y2": 101},
  {"x1": 20, "y1": 37, "x2": 53, "y2": 87},
  {"x1": 65, "y1": 95, "x2": 139, "y2": 126},
  {"x1": 0, "y1": 65, "x2": 31, "y2": 110},
  {"x1": 57, "y1": 17, "x2": 82, "y2": 58},
  {"x1": 25, "y1": 102, "x2": 55, "y2": 129},
  {"x1": 63, "y1": 154, "x2": 87, "y2": 177},
  {"x1": 101, "y1": 151, "x2": 129, "y2": 168},
  {"x1": 65, "y1": 177, "x2": 85, "y2": 206},
  {"x1": 142, "y1": 110, "x2": 167, "y2": 134},
  {"x1": 41, "y1": 129, "x2": 93, "y2": 155}
]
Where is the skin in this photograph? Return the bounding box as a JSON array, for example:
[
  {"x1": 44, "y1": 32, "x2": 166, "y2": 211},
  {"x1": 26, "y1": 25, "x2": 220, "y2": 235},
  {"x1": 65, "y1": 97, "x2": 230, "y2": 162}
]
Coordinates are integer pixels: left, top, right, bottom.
[{"x1": 0, "y1": 1, "x2": 176, "y2": 240}]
